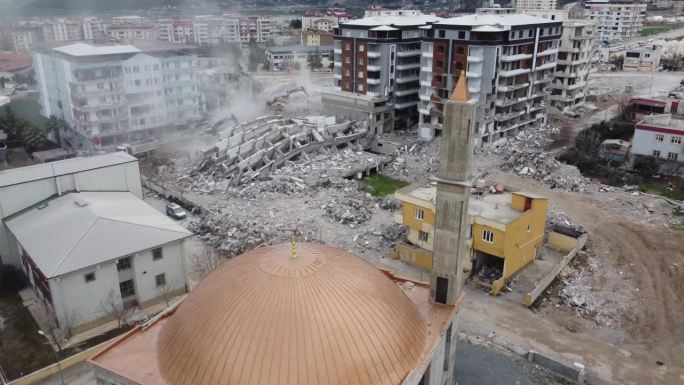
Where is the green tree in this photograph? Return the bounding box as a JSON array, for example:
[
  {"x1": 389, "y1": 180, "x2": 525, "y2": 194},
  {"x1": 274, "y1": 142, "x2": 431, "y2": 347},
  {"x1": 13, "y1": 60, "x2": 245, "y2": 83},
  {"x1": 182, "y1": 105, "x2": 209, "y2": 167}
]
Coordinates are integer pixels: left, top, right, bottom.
[
  {"x1": 247, "y1": 39, "x2": 266, "y2": 72},
  {"x1": 0, "y1": 105, "x2": 19, "y2": 138},
  {"x1": 45, "y1": 115, "x2": 65, "y2": 146},
  {"x1": 633, "y1": 155, "x2": 661, "y2": 177},
  {"x1": 19, "y1": 121, "x2": 46, "y2": 151}
]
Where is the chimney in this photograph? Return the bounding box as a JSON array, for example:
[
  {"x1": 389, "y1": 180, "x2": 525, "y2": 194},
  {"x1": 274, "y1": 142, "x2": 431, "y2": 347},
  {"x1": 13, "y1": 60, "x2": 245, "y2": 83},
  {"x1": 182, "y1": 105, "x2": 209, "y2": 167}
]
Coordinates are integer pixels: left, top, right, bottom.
[{"x1": 429, "y1": 71, "x2": 477, "y2": 306}]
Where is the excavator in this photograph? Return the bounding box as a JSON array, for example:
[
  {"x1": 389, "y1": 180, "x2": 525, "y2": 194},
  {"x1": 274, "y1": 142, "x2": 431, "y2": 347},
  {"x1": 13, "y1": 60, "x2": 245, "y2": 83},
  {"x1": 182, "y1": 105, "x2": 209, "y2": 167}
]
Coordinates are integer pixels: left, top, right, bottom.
[{"x1": 267, "y1": 86, "x2": 309, "y2": 111}]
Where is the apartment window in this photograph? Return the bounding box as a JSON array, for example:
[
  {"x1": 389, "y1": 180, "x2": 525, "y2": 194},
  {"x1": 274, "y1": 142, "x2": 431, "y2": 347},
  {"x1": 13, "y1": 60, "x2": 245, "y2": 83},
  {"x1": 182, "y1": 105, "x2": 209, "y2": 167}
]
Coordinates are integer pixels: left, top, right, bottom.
[
  {"x1": 436, "y1": 60, "x2": 444, "y2": 68},
  {"x1": 119, "y1": 279, "x2": 135, "y2": 298},
  {"x1": 456, "y1": 46, "x2": 464, "y2": 55},
  {"x1": 672, "y1": 136, "x2": 682, "y2": 144},
  {"x1": 529, "y1": 30, "x2": 534, "y2": 37},
  {"x1": 139, "y1": 118, "x2": 145, "y2": 125},
  {"x1": 344, "y1": 42, "x2": 351, "y2": 50},
  {"x1": 653, "y1": 150, "x2": 661, "y2": 157},
  {"x1": 358, "y1": 45, "x2": 364, "y2": 52},
  {"x1": 418, "y1": 231, "x2": 429, "y2": 242},
  {"x1": 668, "y1": 152, "x2": 679, "y2": 161},
  {"x1": 359, "y1": 58, "x2": 364, "y2": 65},
  {"x1": 135, "y1": 79, "x2": 141, "y2": 86},
  {"x1": 539, "y1": 28, "x2": 545, "y2": 36},
  {"x1": 345, "y1": 57, "x2": 351, "y2": 64},
  {"x1": 153, "y1": 64, "x2": 159, "y2": 71},
  {"x1": 133, "y1": 65, "x2": 140, "y2": 73},
  {"x1": 155, "y1": 273, "x2": 166, "y2": 287},
  {"x1": 358, "y1": 71, "x2": 364, "y2": 79},
  {"x1": 655, "y1": 134, "x2": 664, "y2": 142},
  {"x1": 518, "y1": 30, "x2": 523, "y2": 38},
  {"x1": 97, "y1": 82, "x2": 104, "y2": 89},
  {"x1": 414, "y1": 208, "x2": 424, "y2": 220},
  {"x1": 116, "y1": 257, "x2": 132, "y2": 271},
  {"x1": 84, "y1": 272, "x2": 96, "y2": 283},
  {"x1": 439, "y1": 30, "x2": 445, "y2": 38},
  {"x1": 458, "y1": 31, "x2": 465, "y2": 39},
  {"x1": 482, "y1": 230, "x2": 494, "y2": 243},
  {"x1": 152, "y1": 247, "x2": 163, "y2": 261},
  {"x1": 344, "y1": 69, "x2": 350, "y2": 76},
  {"x1": 99, "y1": 96, "x2": 107, "y2": 103},
  {"x1": 357, "y1": 84, "x2": 364, "y2": 92}
]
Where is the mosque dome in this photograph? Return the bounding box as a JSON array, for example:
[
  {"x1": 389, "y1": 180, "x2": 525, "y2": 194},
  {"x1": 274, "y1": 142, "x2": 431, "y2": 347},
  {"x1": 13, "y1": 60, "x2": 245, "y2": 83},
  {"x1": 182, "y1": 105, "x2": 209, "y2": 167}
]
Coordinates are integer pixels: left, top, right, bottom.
[{"x1": 157, "y1": 242, "x2": 428, "y2": 385}]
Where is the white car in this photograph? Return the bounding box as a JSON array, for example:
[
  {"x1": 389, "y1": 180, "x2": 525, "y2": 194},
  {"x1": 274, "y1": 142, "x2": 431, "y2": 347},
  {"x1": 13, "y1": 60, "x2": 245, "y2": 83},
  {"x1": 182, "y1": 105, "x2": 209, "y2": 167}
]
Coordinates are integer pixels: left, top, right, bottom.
[{"x1": 165, "y1": 203, "x2": 187, "y2": 219}]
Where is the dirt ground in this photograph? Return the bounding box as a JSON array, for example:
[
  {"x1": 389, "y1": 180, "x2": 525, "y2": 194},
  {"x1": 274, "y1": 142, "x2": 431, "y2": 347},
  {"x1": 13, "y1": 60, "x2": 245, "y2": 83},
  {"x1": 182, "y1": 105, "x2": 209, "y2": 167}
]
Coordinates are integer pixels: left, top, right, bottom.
[{"x1": 0, "y1": 293, "x2": 53, "y2": 380}]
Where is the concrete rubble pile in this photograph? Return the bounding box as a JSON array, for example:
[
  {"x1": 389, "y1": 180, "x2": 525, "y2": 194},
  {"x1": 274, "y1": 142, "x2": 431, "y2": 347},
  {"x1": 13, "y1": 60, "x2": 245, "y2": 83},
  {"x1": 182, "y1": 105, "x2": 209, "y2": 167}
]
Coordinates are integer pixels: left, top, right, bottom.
[
  {"x1": 323, "y1": 196, "x2": 371, "y2": 226},
  {"x1": 381, "y1": 133, "x2": 439, "y2": 182},
  {"x1": 493, "y1": 125, "x2": 589, "y2": 192},
  {"x1": 546, "y1": 206, "x2": 585, "y2": 233},
  {"x1": 191, "y1": 115, "x2": 374, "y2": 190}
]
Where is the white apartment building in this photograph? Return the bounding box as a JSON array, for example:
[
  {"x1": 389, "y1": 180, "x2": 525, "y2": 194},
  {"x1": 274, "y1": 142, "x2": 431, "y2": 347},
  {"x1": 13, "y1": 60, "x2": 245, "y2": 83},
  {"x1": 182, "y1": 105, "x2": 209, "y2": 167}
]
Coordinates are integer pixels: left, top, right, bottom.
[
  {"x1": 515, "y1": 0, "x2": 558, "y2": 13},
  {"x1": 632, "y1": 114, "x2": 683, "y2": 173},
  {"x1": 33, "y1": 42, "x2": 203, "y2": 150},
  {"x1": 0, "y1": 154, "x2": 190, "y2": 334},
  {"x1": 42, "y1": 18, "x2": 83, "y2": 42},
  {"x1": 302, "y1": 11, "x2": 354, "y2": 32},
  {"x1": 157, "y1": 19, "x2": 196, "y2": 44},
  {"x1": 584, "y1": 0, "x2": 646, "y2": 42},
  {"x1": 107, "y1": 24, "x2": 158, "y2": 42},
  {"x1": 418, "y1": 13, "x2": 562, "y2": 142},
  {"x1": 528, "y1": 10, "x2": 596, "y2": 113},
  {"x1": 11, "y1": 26, "x2": 42, "y2": 52},
  {"x1": 82, "y1": 17, "x2": 106, "y2": 42},
  {"x1": 111, "y1": 16, "x2": 150, "y2": 25}
]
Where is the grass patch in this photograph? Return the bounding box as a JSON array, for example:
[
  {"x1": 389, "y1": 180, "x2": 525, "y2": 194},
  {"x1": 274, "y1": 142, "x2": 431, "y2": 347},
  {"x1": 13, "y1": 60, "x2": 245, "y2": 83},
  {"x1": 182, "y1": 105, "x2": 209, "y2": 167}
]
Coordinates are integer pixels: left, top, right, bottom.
[
  {"x1": 9, "y1": 98, "x2": 47, "y2": 127},
  {"x1": 362, "y1": 175, "x2": 409, "y2": 197},
  {"x1": 640, "y1": 177, "x2": 684, "y2": 201}
]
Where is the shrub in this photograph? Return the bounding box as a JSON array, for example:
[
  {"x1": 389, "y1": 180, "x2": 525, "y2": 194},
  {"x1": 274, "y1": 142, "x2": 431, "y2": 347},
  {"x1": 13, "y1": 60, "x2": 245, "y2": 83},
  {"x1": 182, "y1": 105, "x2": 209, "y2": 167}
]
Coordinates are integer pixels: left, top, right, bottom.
[
  {"x1": 633, "y1": 155, "x2": 660, "y2": 177},
  {"x1": 0, "y1": 265, "x2": 28, "y2": 294}
]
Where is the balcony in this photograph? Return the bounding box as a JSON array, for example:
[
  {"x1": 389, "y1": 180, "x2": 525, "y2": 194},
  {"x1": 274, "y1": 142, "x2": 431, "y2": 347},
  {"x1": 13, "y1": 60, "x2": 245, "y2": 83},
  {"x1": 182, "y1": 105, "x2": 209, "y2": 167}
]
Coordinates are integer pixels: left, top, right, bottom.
[
  {"x1": 468, "y1": 85, "x2": 480, "y2": 94},
  {"x1": 367, "y1": 65, "x2": 381, "y2": 72},
  {"x1": 396, "y1": 76, "x2": 420, "y2": 83},
  {"x1": 554, "y1": 71, "x2": 577, "y2": 78},
  {"x1": 499, "y1": 68, "x2": 531, "y2": 77},
  {"x1": 534, "y1": 77, "x2": 554, "y2": 85},
  {"x1": 334, "y1": 48, "x2": 341, "y2": 54},
  {"x1": 498, "y1": 82, "x2": 530, "y2": 92},
  {"x1": 334, "y1": 73, "x2": 341, "y2": 80},
  {"x1": 419, "y1": 107, "x2": 430, "y2": 115},
  {"x1": 367, "y1": 91, "x2": 380, "y2": 97},
  {"x1": 423, "y1": 51, "x2": 433, "y2": 58},
  {"x1": 500, "y1": 53, "x2": 533, "y2": 62},
  {"x1": 420, "y1": 80, "x2": 432, "y2": 87},
  {"x1": 466, "y1": 71, "x2": 481, "y2": 78},
  {"x1": 536, "y1": 62, "x2": 556, "y2": 71},
  {"x1": 397, "y1": 50, "x2": 421, "y2": 57},
  {"x1": 395, "y1": 89, "x2": 419, "y2": 97},
  {"x1": 367, "y1": 78, "x2": 380, "y2": 85},
  {"x1": 396, "y1": 63, "x2": 420, "y2": 71},
  {"x1": 395, "y1": 100, "x2": 418, "y2": 109},
  {"x1": 367, "y1": 51, "x2": 381, "y2": 58},
  {"x1": 467, "y1": 55, "x2": 483, "y2": 62},
  {"x1": 421, "y1": 66, "x2": 432, "y2": 73},
  {"x1": 334, "y1": 61, "x2": 341, "y2": 67},
  {"x1": 495, "y1": 96, "x2": 528, "y2": 107},
  {"x1": 494, "y1": 109, "x2": 526, "y2": 122},
  {"x1": 537, "y1": 48, "x2": 559, "y2": 56},
  {"x1": 419, "y1": 94, "x2": 431, "y2": 102}
]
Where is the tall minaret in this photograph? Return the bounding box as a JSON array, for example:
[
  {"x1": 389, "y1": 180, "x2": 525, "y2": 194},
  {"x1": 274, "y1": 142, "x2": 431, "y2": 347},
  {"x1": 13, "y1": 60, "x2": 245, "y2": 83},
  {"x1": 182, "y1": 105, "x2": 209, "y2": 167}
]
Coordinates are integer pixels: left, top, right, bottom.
[{"x1": 429, "y1": 71, "x2": 477, "y2": 306}]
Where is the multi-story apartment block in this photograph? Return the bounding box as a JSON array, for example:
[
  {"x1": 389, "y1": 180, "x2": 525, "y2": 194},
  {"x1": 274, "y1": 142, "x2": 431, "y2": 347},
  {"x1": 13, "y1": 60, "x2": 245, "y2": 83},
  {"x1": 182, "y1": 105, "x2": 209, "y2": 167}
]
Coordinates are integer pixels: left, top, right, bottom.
[
  {"x1": 528, "y1": 10, "x2": 596, "y2": 113},
  {"x1": 11, "y1": 26, "x2": 43, "y2": 52},
  {"x1": 111, "y1": 16, "x2": 150, "y2": 25},
  {"x1": 41, "y1": 18, "x2": 83, "y2": 42},
  {"x1": 418, "y1": 14, "x2": 562, "y2": 142},
  {"x1": 157, "y1": 19, "x2": 196, "y2": 44},
  {"x1": 33, "y1": 42, "x2": 203, "y2": 151},
  {"x1": 584, "y1": 0, "x2": 646, "y2": 42},
  {"x1": 221, "y1": 15, "x2": 272, "y2": 45},
  {"x1": 623, "y1": 44, "x2": 662, "y2": 72},
  {"x1": 107, "y1": 24, "x2": 158, "y2": 42},
  {"x1": 330, "y1": 15, "x2": 441, "y2": 131},
  {"x1": 515, "y1": 0, "x2": 558, "y2": 13},
  {"x1": 82, "y1": 17, "x2": 106, "y2": 42},
  {"x1": 301, "y1": 29, "x2": 334, "y2": 46},
  {"x1": 302, "y1": 9, "x2": 355, "y2": 32}
]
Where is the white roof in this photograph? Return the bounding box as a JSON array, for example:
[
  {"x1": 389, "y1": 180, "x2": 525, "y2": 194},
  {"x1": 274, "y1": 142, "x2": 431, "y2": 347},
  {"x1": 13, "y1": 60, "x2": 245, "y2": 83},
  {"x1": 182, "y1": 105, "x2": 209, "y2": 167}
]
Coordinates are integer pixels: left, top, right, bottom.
[
  {"x1": 370, "y1": 25, "x2": 400, "y2": 31},
  {"x1": 472, "y1": 25, "x2": 506, "y2": 32},
  {"x1": 0, "y1": 152, "x2": 136, "y2": 188},
  {"x1": 343, "y1": 15, "x2": 441, "y2": 27},
  {"x1": 53, "y1": 43, "x2": 141, "y2": 57},
  {"x1": 6, "y1": 192, "x2": 192, "y2": 278},
  {"x1": 435, "y1": 13, "x2": 557, "y2": 27}
]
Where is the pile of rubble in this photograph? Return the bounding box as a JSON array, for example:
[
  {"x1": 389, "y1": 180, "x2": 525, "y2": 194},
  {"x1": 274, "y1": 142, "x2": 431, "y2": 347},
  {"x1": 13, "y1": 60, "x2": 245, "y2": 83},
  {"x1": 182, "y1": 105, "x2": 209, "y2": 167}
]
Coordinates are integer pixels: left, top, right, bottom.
[
  {"x1": 192, "y1": 115, "x2": 375, "y2": 188},
  {"x1": 546, "y1": 206, "x2": 585, "y2": 233},
  {"x1": 323, "y1": 196, "x2": 371, "y2": 226},
  {"x1": 493, "y1": 125, "x2": 590, "y2": 192}
]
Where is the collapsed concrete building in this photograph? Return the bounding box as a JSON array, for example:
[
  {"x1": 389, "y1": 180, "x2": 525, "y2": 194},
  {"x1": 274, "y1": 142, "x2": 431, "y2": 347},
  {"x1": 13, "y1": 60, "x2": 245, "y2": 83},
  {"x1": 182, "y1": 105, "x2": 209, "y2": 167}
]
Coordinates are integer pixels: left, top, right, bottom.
[{"x1": 196, "y1": 115, "x2": 379, "y2": 186}]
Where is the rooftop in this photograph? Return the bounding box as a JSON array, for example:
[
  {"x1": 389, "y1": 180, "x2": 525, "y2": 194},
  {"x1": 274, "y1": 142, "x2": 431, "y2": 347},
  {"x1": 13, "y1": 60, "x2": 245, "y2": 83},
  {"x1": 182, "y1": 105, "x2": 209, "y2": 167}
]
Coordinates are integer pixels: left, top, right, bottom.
[
  {"x1": 398, "y1": 181, "x2": 541, "y2": 225},
  {"x1": 0, "y1": 152, "x2": 136, "y2": 188},
  {"x1": 0, "y1": 52, "x2": 31, "y2": 72},
  {"x1": 6, "y1": 191, "x2": 191, "y2": 278},
  {"x1": 90, "y1": 243, "x2": 458, "y2": 385},
  {"x1": 637, "y1": 113, "x2": 684, "y2": 132},
  {"x1": 266, "y1": 44, "x2": 333, "y2": 53},
  {"x1": 434, "y1": 13, "x2": 560, "y2": 28},
  {"x1": 49, "y1": 41, "x2": 197, "y2": 57},
  {"x1": 342, "y1": 14, "x2": 442, "y2": 27}
]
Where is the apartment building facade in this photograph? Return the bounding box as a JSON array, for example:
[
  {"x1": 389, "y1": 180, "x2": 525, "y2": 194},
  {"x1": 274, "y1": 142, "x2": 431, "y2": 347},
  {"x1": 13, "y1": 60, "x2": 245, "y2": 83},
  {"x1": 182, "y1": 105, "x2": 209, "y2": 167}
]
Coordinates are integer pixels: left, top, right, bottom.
[
  {"x1": 623, "y1": 44, "x2": 662, "y2": 72},
  {"x1": 584, "y1": 0, "x2": 646, "y2": 42},
  {"x1": 302, "y1": 9, "x2": 355, "y2": 32},
  {"x1": 515, "y1": 0, "x2": 558, "y2": 13},
  {"x1": 418, "y1": 14, "x2": 562, "y2": 142},
  {"x1": 632, "y1": 114, "x2": 683, "y2": 173},
  {"x1": 107, "y1": 24, "x2": 158, "y2": 42},
  {"x1": 11, "y1": 26, "x2": 43, "y2": 52},
  {"x1": 331, "y1": 15, "x2": 441, "y2": 130},
  {"x1": 41, "y1": 18, "x2": 83, "y2": 42},
  {"x1": 33, "y1": 42, "x2": 203, "y2": 151}
]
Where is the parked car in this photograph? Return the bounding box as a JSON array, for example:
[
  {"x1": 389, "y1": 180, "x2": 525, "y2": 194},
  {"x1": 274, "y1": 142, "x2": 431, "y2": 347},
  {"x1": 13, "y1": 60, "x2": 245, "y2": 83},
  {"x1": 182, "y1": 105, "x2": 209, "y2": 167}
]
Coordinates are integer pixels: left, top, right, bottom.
[{"x1": 165, "y1": 203, "x2": 187, "y2": 219}]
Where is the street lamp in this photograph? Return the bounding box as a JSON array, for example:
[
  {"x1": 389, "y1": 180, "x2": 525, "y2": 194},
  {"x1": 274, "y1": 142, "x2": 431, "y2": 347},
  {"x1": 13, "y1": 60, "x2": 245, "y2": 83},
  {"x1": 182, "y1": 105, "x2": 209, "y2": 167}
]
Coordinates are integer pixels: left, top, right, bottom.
[{"x1": 37, "y1": 330, "x2": 65, "y2": 385}]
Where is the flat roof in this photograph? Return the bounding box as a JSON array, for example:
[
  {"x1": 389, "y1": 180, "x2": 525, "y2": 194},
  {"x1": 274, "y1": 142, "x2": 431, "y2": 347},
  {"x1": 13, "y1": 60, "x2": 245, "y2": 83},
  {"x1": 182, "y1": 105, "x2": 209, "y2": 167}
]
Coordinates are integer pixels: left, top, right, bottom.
[
  {"x1": 434, "y1": 13, "x2": 559, "y2": 27},
  {"x1": 53, "y1": 43, "x2": 141, "y2": 57},
  {"x1": 342, "y1": 14, "x2": 442, "y2": 27},
  {"x1": 0, "y1": 152, "x2": 136, "y2": 188},
  {"x1": 6, "y1": 191, "x2": 191, "y2": 278},
  {"x1": 637, "y1": 114, "x2": 684, "y2": 131},
  {"x1": 266, "y1": 45, "x2": 333, "y2": 54},
  {"x1": 401, "y1": 182, "x2": 535, "y2": 225}
]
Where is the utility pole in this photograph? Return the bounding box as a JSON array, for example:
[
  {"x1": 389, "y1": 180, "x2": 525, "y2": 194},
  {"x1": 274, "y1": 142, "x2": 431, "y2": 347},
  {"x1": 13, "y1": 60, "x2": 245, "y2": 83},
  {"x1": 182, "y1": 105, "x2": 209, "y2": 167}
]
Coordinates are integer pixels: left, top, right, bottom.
[{"x1": 38, "y1": 330, "x2": 66, "y2": 385}]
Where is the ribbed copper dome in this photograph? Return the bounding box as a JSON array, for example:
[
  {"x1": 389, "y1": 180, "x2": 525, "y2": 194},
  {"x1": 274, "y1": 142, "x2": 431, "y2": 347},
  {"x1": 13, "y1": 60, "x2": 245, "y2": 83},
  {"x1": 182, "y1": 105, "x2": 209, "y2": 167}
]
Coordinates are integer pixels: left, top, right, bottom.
[{"x1": 157, "y1": 243, "x2": 428, "y2": 385}]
